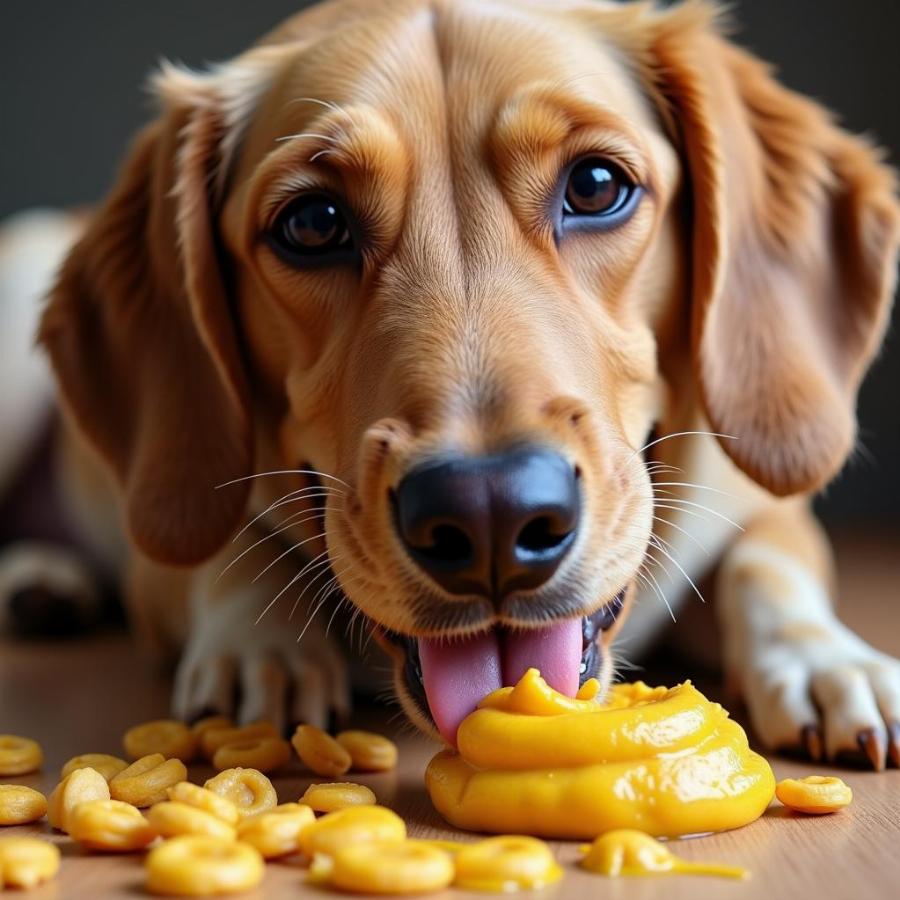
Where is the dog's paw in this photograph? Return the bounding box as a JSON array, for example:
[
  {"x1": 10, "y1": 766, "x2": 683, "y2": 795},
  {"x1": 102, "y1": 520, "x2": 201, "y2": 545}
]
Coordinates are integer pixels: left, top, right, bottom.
[
  {"x1": 0, "y1": 541, "x2": 102, "y2": 635},
  {"x1": 171, "y1": 598, "x2": 351, "y2": 734},
  {"x1": 736, "y1": 618, "x2": 900, "y2": 770}
]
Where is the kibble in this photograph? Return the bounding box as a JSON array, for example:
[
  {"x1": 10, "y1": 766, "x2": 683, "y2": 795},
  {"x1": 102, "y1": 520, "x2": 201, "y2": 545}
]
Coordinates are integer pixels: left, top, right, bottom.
[
  {"x1": 145, "y1": 835, "x2": 264, "y2": 896},
  {"x1": 237, "y1": 803, "x2": 314, "y2": 859},
  {"x1": 292, "y1": 724, "x2": 351, "y2": 777},
  {"x1": 0, "y1": 837, "x2": 60, "y2": 889},
  {"x1": 147, "y1": 801, "x2": 237, "y2": 841},
  {"x1": 110, "y1": 755, "x2": 188, "y2": 808},
  {"x1": 300, "y1": 805, "x2": 406, "y2": 857},
  {"x1": 200, "y1": 722, "x2": 277, "y2": 761},
  {"x1": 0, "y1": 785, "x2": 47, "y2": 826},
  {"x1": 69, "y1": 799, "x2": 157, "y2": 851},
  {"x1": 167, "y1": 782, "x2": 239, "y2": 825},
  {"x1": 124, "y1": 720, "x2": 198, "y2": 762},
  {"x1": 301, "y1": 781, "x2": 376, "y2": 813},
  {"x1": 212, "y1": 737, "x2": 291, "y2": 774},
  {"x1": 453, "y1": 836, "x2": 563, "y2": 892},
  {"x1": 62, "y1": 753, "x2": 129, "y2": 782},
  {"x1": 47, "y1": 767, "x2": 110, "y2": 832},
  {"x1": 775, "y1": 776, "x2": 853, "y2": 814},
  {"x1": 327, "y1": 840, "x2": 454, "y2": 895},
  {"x1": 0, "y1": 735, "x2": 43, "y2": 776},
  {"x1": 204, "y1": 768, "x2": 277, "y2": 820},
  {"x1": 337, "y1": 730, "x2": 398, "y2": 772}
]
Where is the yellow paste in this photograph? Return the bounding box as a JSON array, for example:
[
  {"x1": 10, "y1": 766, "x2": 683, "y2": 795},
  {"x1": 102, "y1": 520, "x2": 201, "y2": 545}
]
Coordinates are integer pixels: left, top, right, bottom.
[{"x1": 425, "y1": 669, "x2": 775, "y2": 839}]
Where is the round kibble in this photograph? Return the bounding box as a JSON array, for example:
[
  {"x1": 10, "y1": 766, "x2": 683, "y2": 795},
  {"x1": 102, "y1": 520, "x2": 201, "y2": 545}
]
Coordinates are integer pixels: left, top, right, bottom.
[
  {"x1": 0, "y1": 837, "x2": 60, "y2": 889},
  {"x1": 0, "y1": 785, "x2": 47, "y2": 826},
  {"x1": 237, "y1": 803, "x2": 315, "y2": 859},
  {"x1": 191, "y1": 715, "x2": 233, "y2": 741},
  {"x1": 454, "y1": 836, "x2": 563, "y2": 892},
  {"x1": 328, "y1": 840, "x2": 455, "y2": 894},
  {"x1": 200, "y1": 722, "x2": 277, "y2": 761},
  {"x1": 0, "y1": 735, "x2": 43, "y2": 776},
  {"x1": 300, "y1": 805, "x2": 406, "y2": 858},
  {"x1": 292, "y1": 724, "x2": 351, "y2": 777},
  {"x1": 145, "y1": 835, "x2": 264, "y2": 896},
  {"x1": 110, "y1": 755, "x2": 188, "y2": 808},
  {"x1": 69, "y1": 799, "x2": 157, "y2": 851},
  {"x1": 204, "y1": 768, "x2": 277, "y2": 820},
  {"x1": 61, "y1": 753, "x2": 129, "y2": 782},
  {"x1": 336, "y1": 730, "x2": 398, "y2": 772},
  {"x1": 212, "y1": 737, "x2": 291, "y2": 774},
  {"x1": 124, "y1": 719, "x2": 198, "y2": 762},
  {"x1": 775, "y1": 776, "x2": 853, "y2": 814},
  {"x1": 167, "y1": 782, "x2": 239, "y2": 826},
  {"x1": 47, "y1": 767, "x2": 110, "y2": 832},
  {"x1": 301, "y1": 781, "x2": 376, "y2": 813},
  {"x1": 148, "y1": 801, "x2": 237, "y2": 841}
]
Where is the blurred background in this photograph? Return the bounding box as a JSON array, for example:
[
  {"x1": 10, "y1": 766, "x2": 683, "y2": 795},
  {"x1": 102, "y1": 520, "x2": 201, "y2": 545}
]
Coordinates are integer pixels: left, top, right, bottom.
[{"x1": 1, "y1": 0, "x2": 898, "y2": 524}]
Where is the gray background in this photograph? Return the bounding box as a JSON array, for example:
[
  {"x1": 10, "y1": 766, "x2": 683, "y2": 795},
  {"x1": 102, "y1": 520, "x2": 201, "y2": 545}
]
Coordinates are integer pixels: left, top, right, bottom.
[{"x1": 2, "y1": 1, "x2": 898, "y2": 524}]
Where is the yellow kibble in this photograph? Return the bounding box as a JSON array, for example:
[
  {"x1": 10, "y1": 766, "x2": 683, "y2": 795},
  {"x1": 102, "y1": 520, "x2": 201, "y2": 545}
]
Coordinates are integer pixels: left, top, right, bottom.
[
  {"x1": 292, "y1": 724, "x2": 351, "y2": 777},
  {"x1": 326, "y1": 840, "x2": 455, "y2": 894},
  {"x1": 200, "y1": 722, "x2": 277, "y2": 760},
  {"x1": 147, "y1": 802, "x2": 236, "y2": 841},
  {"x1": 336, "y1": 730, "x2": 398, "y2": 772},
  {"x1": 47, "y1": 767, "x2": 110, "y2": 832},
  {"x1": 124, "y1": 719, "x2": 198, "y2": 762},
  {"x1": 301, "y1": 781, "x2": 376, "y2": 813},
  {"x1": 204, "y1": 768, "x2": 277, "y2": 820},
  {"x1": 110, "y1": 755, "x2": 188, "y2": 808},
  {"x1": 0, "y1": 735, "x2": 43, "y2": 776},
  {"x1": 0, "y1": 785, "x2": 47, "y2": 826},
  {"x1": 299, "y1": 805, "x2": 406, "y2": 858},
  {"x1": 61, "y1": 753, "x2": 129, "y2": 782},
  {"x1": 0, "y1": 837, "x2": 60, "y2": 889},
  {"x1": 191, "y1": 715, "x2": 233, "y2": 741},
  {"x1": 212, "y1": 737, "x2": 291, "y2": 774},
  {"x1": 69, "y1": 799, "x2": 157, "y2": 851},
  {"x1": 775, "y1": 776, "x2": 853, "y2": 814},
  {"x1": 145, "y1": 835, "x2": 263, "y2": 896},
  {"x1": 454, "y1": 836, "x2": 563, "y2": 892},
  {"x1": 237, "y1": 803, "x2": 315, "y2": 859},
  {"x1": 167, "y1": 782, "x2": 239, "y2": 826}
]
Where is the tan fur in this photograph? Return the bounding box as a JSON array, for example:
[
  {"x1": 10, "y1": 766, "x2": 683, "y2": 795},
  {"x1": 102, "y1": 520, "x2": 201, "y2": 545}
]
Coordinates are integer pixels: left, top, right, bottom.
[{"x1": 36, "y1": 0, "x2": 900, "y2": 752}]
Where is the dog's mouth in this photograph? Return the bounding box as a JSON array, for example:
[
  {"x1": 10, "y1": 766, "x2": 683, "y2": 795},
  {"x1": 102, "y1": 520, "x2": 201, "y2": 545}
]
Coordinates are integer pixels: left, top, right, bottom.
[{"x1": 374, "y1": 588, "x2": 627, "y2": 745}]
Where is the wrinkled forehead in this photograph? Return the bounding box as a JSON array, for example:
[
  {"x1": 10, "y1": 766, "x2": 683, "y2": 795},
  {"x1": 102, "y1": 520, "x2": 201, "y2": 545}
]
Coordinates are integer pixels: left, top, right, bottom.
[{"x1": 237, "y1": 0, "x2": 663, "y2": 177}]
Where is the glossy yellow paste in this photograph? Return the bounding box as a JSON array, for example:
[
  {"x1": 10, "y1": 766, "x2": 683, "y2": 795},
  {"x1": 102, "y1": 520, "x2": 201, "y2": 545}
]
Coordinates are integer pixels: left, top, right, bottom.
[{"x1": 425, "y1": 669, "x2": 775, "y2": 839}]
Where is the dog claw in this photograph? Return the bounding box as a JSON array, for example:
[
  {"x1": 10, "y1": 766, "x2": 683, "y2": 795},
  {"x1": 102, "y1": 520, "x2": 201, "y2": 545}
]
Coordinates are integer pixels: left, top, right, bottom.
[
  {"x1": 888, "y1": 722, "x2": 900, "y2": 769},
  {"x1": 801, "y1": 725, "x2": 823, "y2": 762},
  {"x1": 857, "y1": 728, "x2": 886, "y2": 772}
]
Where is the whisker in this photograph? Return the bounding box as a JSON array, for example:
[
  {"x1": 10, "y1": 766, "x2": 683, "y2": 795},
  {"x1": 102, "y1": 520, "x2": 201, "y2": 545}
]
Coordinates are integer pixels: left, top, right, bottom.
[
  {"x1": 653, "y1": 496, "x2": 743, "y2": 531},
  {"x1": 234, "y1": 487, "x2": 341, "y2": 543},
  {"x1": 276, "y1": 131, "x2": 340, "y2": 144},
  {"x1": 651, "y1": 481, "x2": 739, "y2": 500},
  {"x1": 648, "y1": 535, "x2": 706, "y2": 604},
  {"x1": 630, "y1": 430, "x2": 737, "y2": 461},
  {"x1": 637, "y1": 564, "x2": 676, "y2": 623},
  {"x1": 652, "y1": 515, "x2": 710, "y2": 556},
  {"x1": 289, "y1": 554, "x2": 344, "y2": 620},
  {"x1": 252, "y1": 530, "x2": 328, "y2": 584},
  {"x1": 217, "y1": 468, "x2": 350, "y2": 489}
]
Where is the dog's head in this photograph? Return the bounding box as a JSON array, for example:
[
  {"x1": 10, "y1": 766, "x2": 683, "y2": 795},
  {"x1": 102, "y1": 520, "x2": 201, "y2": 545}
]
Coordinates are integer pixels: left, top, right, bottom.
[{"x1": 41, "y1": 0, "x2": 898, "y2": 742}]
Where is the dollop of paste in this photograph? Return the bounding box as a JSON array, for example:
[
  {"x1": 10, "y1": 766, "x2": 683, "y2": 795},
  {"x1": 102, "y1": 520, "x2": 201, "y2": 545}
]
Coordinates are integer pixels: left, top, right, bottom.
[{"x1": 425, "y1": 669, "x2": 775, "y2": 839}]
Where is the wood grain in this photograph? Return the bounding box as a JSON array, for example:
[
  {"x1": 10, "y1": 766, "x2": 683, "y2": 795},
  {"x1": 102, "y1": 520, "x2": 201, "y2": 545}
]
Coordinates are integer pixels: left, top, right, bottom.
[{"x1": 1, "y1": 530, "x2": 898, "y2": 899}]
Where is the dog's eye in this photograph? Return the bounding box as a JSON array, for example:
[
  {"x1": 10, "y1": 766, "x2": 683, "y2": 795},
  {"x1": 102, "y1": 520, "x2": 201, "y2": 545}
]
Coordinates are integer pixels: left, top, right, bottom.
[
  {"x1": 563, "y1": 158, "x2": 635, "y2": 219},
  {"x1": 268, "y1": 194, "x2": 355, "y2": 265}
]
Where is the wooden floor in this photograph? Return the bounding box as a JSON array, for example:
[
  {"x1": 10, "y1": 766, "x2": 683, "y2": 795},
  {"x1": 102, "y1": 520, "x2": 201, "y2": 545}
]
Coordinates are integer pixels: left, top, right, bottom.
[{"x1": 1, "y1": 530, "x2": 898, "y2": 899}]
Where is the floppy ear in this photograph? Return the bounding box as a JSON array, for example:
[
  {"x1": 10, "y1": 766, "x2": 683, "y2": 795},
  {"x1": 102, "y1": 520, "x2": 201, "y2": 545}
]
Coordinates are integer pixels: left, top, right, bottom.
[
  {"x1": 39, "y1": 80, "x2": 253, "y2": 564},
  {"x1": 635, "y1": 2, "x2": 900, "y2": 495}
]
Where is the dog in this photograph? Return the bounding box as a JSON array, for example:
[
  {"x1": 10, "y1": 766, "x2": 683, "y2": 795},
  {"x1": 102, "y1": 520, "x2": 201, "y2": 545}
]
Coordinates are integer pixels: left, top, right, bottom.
[{"x1": 2, "y1": 0, "x2": 898, "y2": 768}]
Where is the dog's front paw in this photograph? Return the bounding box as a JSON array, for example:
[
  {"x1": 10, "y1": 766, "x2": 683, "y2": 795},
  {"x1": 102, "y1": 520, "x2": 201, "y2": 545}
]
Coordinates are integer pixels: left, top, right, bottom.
[
  {"x1": 171, "y1": 598, "x2": 350, "y2": 734},
  {"x1": 735, "y1": 619, "x2": 900, "y2": 770}
]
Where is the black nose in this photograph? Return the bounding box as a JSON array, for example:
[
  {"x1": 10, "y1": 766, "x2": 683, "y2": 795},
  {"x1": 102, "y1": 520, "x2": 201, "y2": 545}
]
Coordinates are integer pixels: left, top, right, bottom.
[{"x1": 393, "y1": 447, "x2": 580, "y2": 600}]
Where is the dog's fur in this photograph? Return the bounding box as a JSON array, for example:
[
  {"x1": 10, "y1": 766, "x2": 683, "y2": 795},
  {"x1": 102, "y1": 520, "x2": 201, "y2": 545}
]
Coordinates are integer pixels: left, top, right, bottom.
[{"x1": 4, "y1": 0, "x2": 900, "y2": 765}]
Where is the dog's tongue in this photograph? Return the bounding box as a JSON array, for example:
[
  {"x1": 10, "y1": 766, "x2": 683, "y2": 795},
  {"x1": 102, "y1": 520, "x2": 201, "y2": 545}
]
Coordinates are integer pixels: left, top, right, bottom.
[{"x1": 418, "y1": 619, "x2": 582, "y2": 745}]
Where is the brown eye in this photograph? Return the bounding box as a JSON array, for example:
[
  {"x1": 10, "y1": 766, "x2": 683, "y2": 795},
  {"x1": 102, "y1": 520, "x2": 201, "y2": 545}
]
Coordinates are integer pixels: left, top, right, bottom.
[
  {"x1": 563, "y1": 158, "x2": 634, "y2": 217},
  {"x1": 269, "y1": 193, "x2": 355, "y2": 265}
]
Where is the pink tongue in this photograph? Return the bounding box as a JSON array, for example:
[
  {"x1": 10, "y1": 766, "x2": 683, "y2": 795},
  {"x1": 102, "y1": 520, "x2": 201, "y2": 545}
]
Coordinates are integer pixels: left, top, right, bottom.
[{"x1": 419, "y1": 619, "x2": 583, "y2": 746}]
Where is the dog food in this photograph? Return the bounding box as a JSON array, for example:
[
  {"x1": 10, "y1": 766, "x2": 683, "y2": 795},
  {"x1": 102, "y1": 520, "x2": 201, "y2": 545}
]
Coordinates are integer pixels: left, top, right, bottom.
[
  {"x1": 145, "y1": 835, "x2": 264, "y2": 896},
  {"x1": 0, "y1": 785, "x2": 47, "y2": 826},
  {"x1": 580, "y1": 829, "x2": 748, "y2": 879},
  {"x1": 147, "y1": 801, "x2": 237, "y2": 841},
  {"x1": 0, "y1": 735, "x2": 43, "y2": 776},
  {"x1": 301, "y1": 782, "x2": 377, "y2": 813},
  {"x1": 167, "y1": 782, "x2": 239, "y2": 825},
  {"x1": 69, "y1": 799, "x2": 158, "y2": 851},
  {"x1": 47, "y1": 766, "x2": 110, "y2": 832},
  {"x1": 0, "y1": 837, "x2": 60, "y2": 889},
  {"x1": 236, "y1": 803, "x2": 315, "y2": 858},
  {"x1": 124, "y1": 720, "x2": 199, "y2": 762},
  {"x1": 62, "y1": 753, "x2": 129, "y2": 782},
  {"x1": 775, "y1": 776, "x2": 853, "y2": 814},
  {"x1": 292, "y1": 724, "x2": 352, "y2": 777},
  {"x1": 324, "y1": 840, "x2": 455, "y2": 894},
  {"x1": 204, "y1": 768, "x2": 277, "y2": 820},
  {"x1": 190, "y1": 715, "x2": 233, "y2": 741},
  {"x1": 110, "y1": 755, "x2": 188, "y2": 807},
  {"x1": 453, "y1": 836, "x2": 563, "y2": 892},
  {"x1": 300, "y1": 805, "x2": 406, "y2": 857},
  {"x1": 212, "y1": 736, "x2": 291, "y2": 773},
  {"x1": 200, "y1": 722, "x2": 277, "y2": 761},
  {"x1": 426, "y1": 668, "x2": 775, "y2": 838},
  {"x1": 336, "y1": 730, "x2": 398, "y2": 772}
]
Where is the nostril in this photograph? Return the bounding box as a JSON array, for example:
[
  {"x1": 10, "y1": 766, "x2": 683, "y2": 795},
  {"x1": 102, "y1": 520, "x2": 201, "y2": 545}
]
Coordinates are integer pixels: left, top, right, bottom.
[
  {"x1": 412, "y1": 524, "x2": 473, "y2": 565},
  {"x1": 516, "y1": 516, "x2": 573, "y2": 555}
]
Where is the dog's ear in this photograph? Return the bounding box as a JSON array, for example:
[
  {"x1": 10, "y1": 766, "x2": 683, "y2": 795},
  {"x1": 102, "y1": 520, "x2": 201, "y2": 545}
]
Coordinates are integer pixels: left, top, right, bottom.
[
  {"x1": 40, "y1": 69, "x2": 257, "y2": 565},
  {"x1": 621, "y1": 2, "x2": 900, "y2": 495}
]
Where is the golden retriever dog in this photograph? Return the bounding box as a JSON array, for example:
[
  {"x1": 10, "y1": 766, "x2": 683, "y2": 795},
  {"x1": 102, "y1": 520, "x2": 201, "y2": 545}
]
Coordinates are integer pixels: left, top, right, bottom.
[{"x1": 7, "y1": 0, "x2": 900, "y2": 766}]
